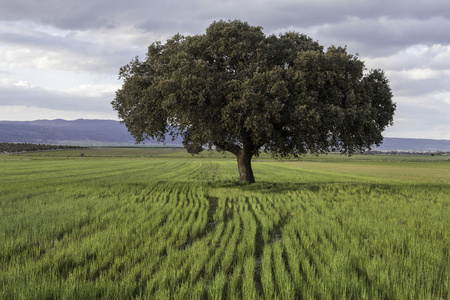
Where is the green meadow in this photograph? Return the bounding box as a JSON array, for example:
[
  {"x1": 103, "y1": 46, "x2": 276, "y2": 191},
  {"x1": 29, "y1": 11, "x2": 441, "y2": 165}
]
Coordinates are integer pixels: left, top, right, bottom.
[{"x1": 1, "y1": 149, "x2": 449, "y2": 299}]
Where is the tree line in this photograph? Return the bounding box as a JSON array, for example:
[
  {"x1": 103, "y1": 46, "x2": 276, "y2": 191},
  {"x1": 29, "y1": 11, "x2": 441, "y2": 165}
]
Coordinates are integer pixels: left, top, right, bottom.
[{"x1": 0, "y1": 143, "x2": 84, "y2": 153}]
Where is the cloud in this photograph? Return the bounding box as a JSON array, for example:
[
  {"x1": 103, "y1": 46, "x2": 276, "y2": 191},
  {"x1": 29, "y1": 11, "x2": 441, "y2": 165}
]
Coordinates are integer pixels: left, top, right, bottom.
[
  {"x1": 365, "y1": 44, "x2": 450, "y2": 71},
  {"x1": 0, "y1": 0, "x2": 118, "y2": 30},
  {"x1": 0, "y1": 0, "x2": 204, "y2": 33},
  {"x1": 314, "y1": 16, "x2": 450, "y2": 56},
  {"x1": 0, "y1": 105, "x2": 117, "y2": 121},
  {"x1": 0, "y1": 79, "x2": 118, "y2": 113},
  {"x1": 0, "y1": 22, "x2": 139, "y2": 75},
  {"x1": 385, "y1": 91, "x2": 450, "y2": 139},
  {"x1": 0, "y1": 0, "x2": 449, "y2": 139},
  {"x1": 4, "y1": 0, "x2": 449, "y2": 38}
]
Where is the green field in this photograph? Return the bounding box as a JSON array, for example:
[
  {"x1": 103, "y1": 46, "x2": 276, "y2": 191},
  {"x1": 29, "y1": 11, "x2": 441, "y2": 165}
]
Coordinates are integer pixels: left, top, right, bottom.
[{"x1": 1, "y1": 149, "x2": 449, "y2": 299}]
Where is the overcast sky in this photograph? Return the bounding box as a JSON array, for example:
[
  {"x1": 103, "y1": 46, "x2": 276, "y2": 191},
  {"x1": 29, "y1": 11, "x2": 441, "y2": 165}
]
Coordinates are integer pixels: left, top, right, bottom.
[{"x1": 1, "y1": 0, "x2": 449, "y2": 139}]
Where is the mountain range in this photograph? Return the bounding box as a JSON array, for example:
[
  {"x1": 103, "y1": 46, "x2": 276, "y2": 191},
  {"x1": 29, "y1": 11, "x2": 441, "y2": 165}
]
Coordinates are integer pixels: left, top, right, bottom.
[
  {"x1": 1, "y1": 119, "x2": 449, "y2": 151},
  {"x1": 0, "y1": 119, "x2": 181, "y2": 146}
]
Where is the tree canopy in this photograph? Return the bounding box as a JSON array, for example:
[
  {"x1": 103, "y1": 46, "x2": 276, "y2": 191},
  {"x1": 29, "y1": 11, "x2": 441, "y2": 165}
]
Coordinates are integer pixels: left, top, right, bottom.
[{"x1": 112, "y1": 20, "x2": 395, "y2": 183}]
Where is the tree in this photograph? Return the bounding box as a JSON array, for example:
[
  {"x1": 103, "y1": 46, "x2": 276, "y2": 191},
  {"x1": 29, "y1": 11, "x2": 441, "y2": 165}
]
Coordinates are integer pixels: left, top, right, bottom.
[
  {"x1": 184, "y1": 140, "x2": 203, "y2": 156},
  {"x1": 112, "y1": 20, "x2": 395, "y2": 183}
]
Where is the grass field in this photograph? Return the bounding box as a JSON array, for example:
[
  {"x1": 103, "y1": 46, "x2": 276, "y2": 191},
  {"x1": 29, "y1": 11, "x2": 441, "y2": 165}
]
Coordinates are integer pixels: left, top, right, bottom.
[{"x1": 1, "y1": 149, "x2": 449, "y2": 299}]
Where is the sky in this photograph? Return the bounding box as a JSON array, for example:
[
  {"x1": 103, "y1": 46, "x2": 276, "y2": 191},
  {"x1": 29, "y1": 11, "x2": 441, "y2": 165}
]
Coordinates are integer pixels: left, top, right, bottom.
[{"x1": 0, "y1": 0, "x2": 449, "y2": 140}]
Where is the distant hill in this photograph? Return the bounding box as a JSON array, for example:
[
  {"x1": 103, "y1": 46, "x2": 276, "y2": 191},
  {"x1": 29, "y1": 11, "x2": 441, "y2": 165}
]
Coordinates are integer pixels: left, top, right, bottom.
[
  {"x1": 0, "y1": 119, "x2": 182, "y2": 146},
  {"x1": 0, "y1": 119, "x2": 449, "y2": 151},
  {"x1": 375, "y1": 137, "x2": 450, "y2": 152}
]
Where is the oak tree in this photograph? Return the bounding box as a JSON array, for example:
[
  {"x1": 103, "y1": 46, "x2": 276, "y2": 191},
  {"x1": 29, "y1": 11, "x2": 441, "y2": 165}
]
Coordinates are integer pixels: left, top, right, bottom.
[{"x1": 112, "y1": 20, "x2": 395, "y2": 183}]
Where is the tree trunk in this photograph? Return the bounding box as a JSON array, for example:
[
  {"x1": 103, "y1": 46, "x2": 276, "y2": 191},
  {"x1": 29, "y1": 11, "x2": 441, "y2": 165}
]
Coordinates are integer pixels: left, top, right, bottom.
[{"x1": 236, "y1": 149, "x2": 255, "y2": 183}]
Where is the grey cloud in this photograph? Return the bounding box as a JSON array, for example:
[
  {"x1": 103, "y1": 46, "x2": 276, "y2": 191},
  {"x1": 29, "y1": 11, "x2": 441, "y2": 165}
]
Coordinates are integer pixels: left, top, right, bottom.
[
  {"x1": 0, "y1": 84, "x2": 113, "y2": 112},
  {"x1": 1, "y1": 0, "x2": 449, "y2": 138},
  {"x1": 0, "y1": 24, "x2": 138, "y2": 74},
  {"x1": 185, "y1": 1, "x2": 450, "y2": 59},
  {"x1": 362, "y1": 0, "x2": 450, "y2": 20},
  {"x1": 0, "y1": 0, "x2": 200, "y2": 32},
  {"x1": 2, "y1": 0, "x2": 450, "y2": 58},
  {"x1": 316, "y1": 16, "x2": 450, "y2": 57},
  {"x1": 390, "y1": 77, "x2": 450, "y2": 98},
  {"x1": 0, "y1": 25, "x2": 82, "y2": 51},
  {"x1": 133, "y1": 0, "x2": 202, "y2": 33},
  {"x1": 135, "y1": 19, "x2": 200, "y2": 36},
  {"x1": 0, "y1": 0, "x2": 118, "y2": 30},
  {"x1": 234, "y1": 0, "x2": 450, "y2": 35},
  {"x1": 193, "y1": 1, "x2": 344, "y2": 31},
  {"x1": 365, "y1": 46, "x2": 450, "y2": 72},
  {"x1": 392, "y1": 97, "x2": 450, "y2": 135},
  {"x1": 3, "y1": 0, "x2": 447, "y2": 34}
]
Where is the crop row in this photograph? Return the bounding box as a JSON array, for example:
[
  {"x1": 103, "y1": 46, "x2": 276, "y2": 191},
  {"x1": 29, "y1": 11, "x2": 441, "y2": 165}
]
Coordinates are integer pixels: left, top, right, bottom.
[{"x1": 1, "y1": 157, "x2": 448, "y2": 299}]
